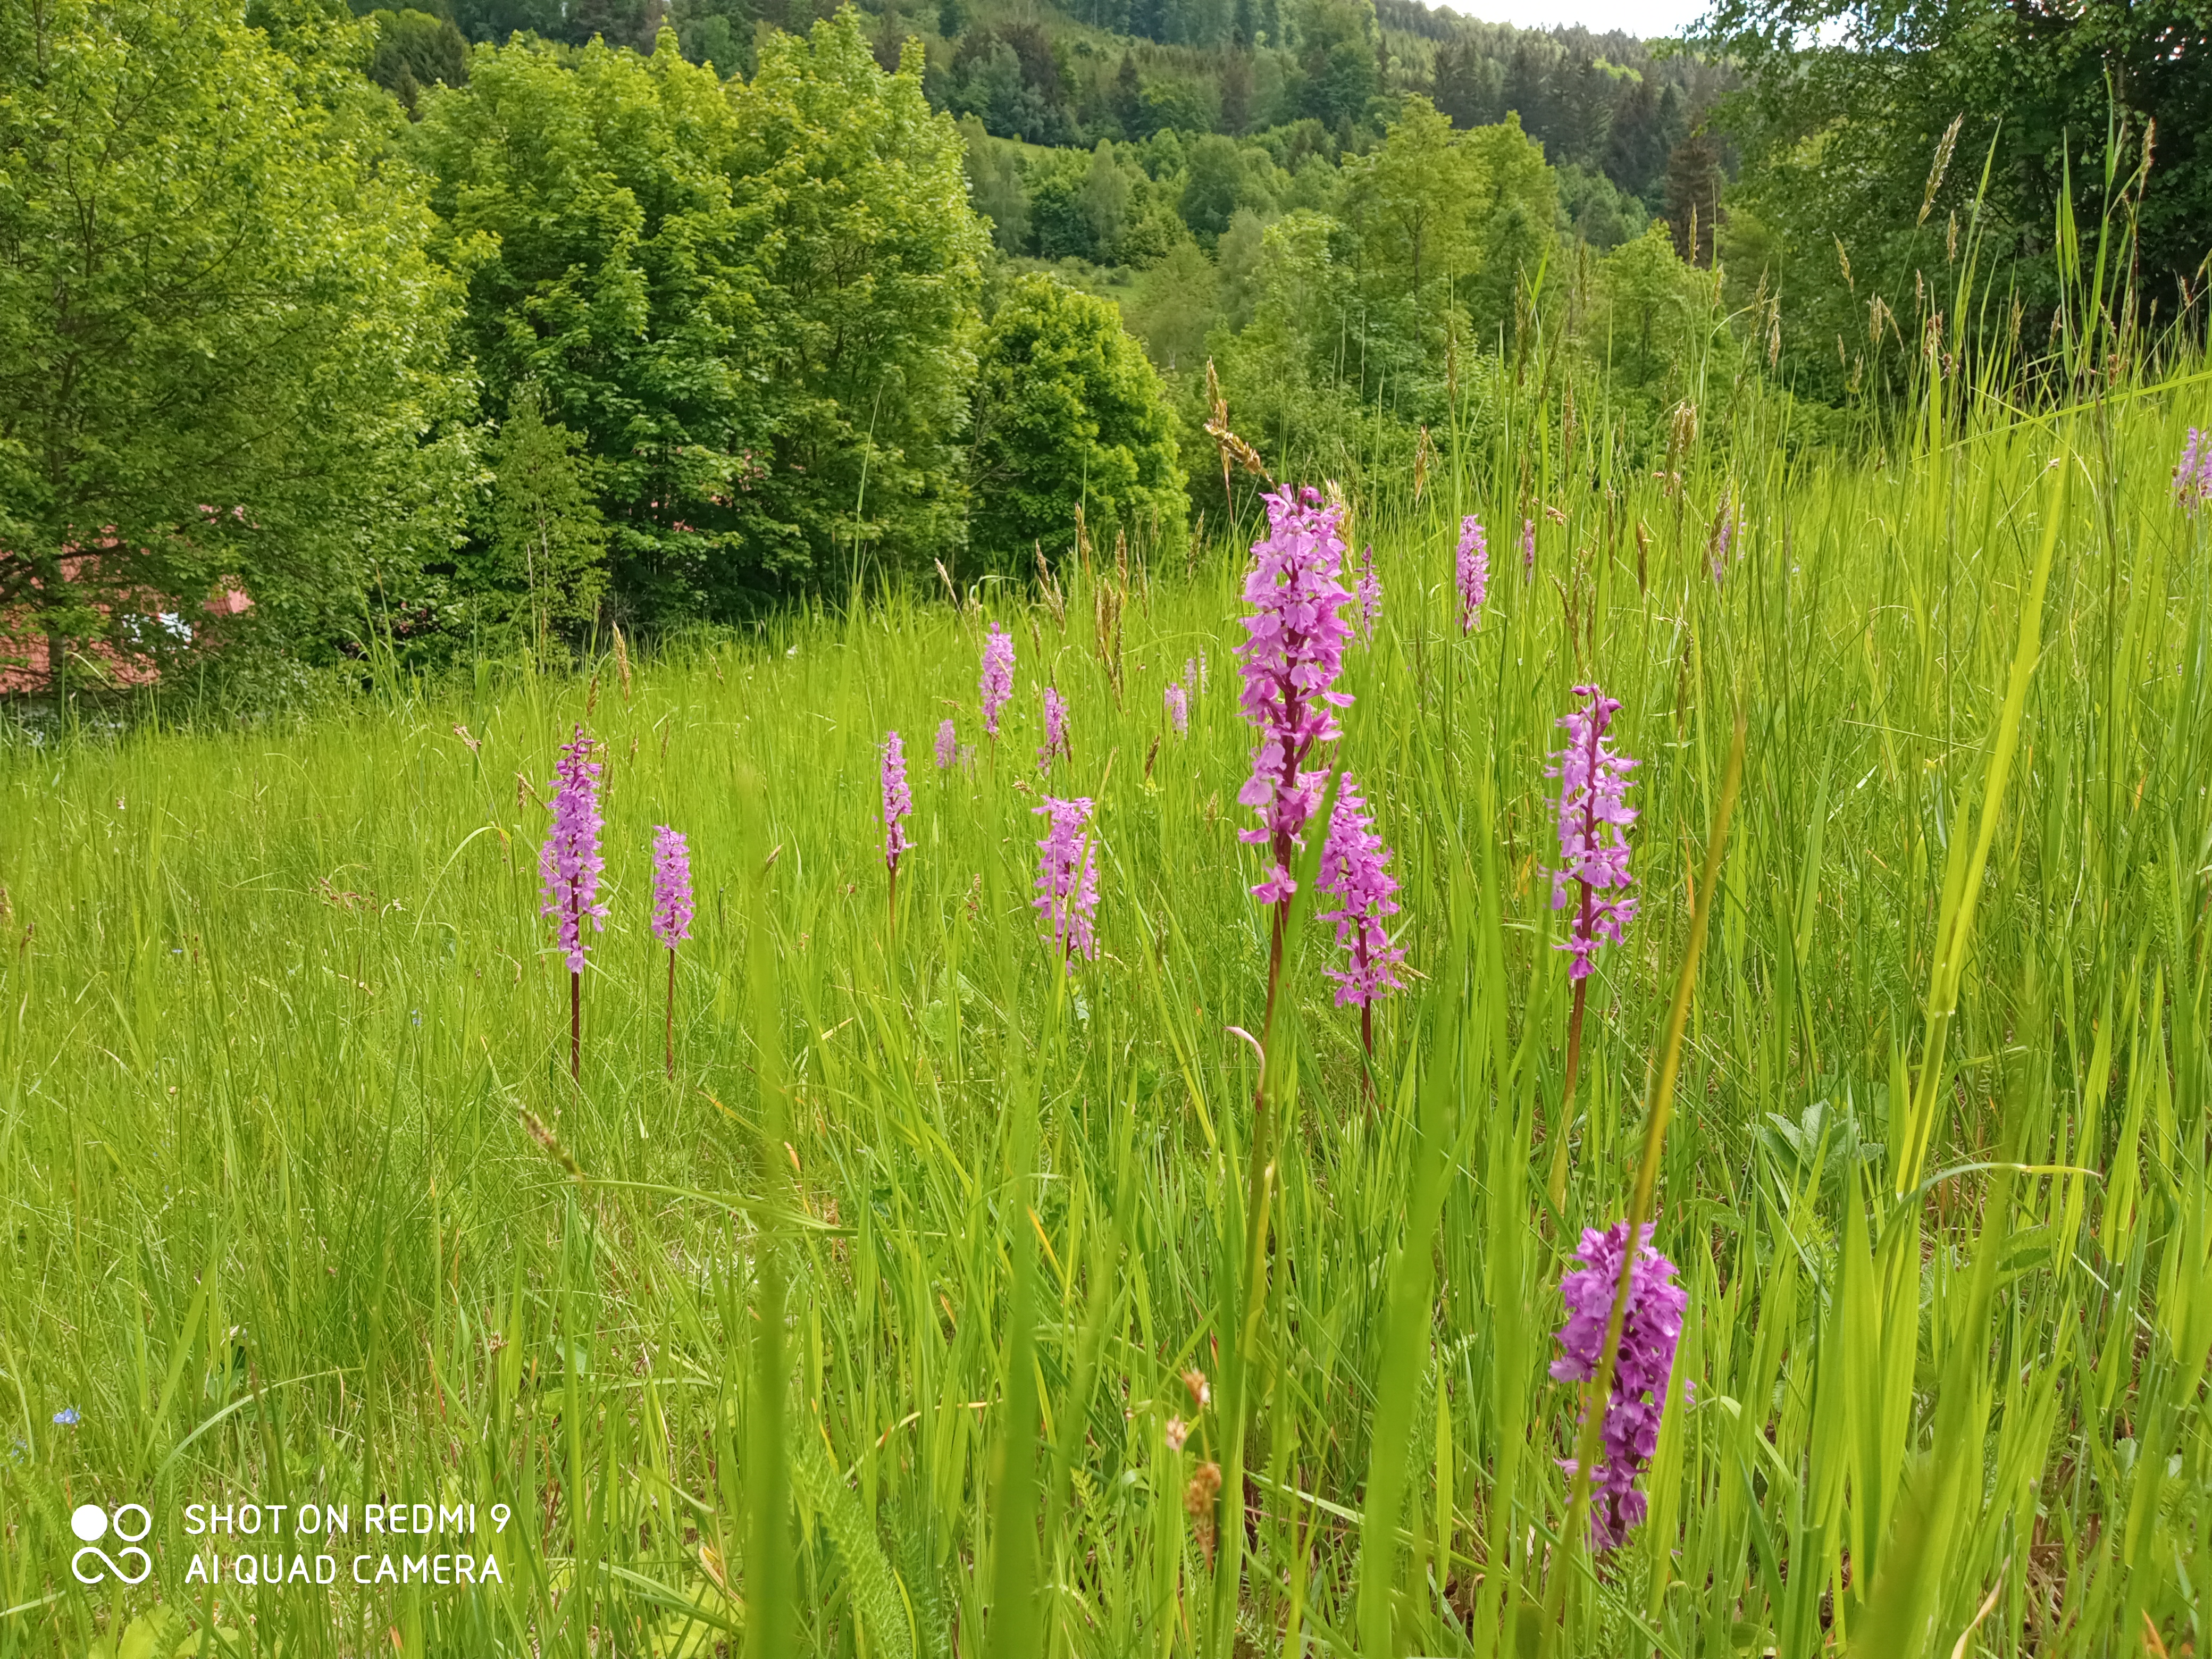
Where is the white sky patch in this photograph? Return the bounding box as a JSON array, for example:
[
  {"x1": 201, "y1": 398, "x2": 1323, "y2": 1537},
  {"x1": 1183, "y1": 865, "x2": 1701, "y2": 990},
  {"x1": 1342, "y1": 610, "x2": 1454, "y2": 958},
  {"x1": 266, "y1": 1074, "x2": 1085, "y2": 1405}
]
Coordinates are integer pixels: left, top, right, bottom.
[{"x1": 1437, "y1": 0, "x2": 1710, "y2": 39}]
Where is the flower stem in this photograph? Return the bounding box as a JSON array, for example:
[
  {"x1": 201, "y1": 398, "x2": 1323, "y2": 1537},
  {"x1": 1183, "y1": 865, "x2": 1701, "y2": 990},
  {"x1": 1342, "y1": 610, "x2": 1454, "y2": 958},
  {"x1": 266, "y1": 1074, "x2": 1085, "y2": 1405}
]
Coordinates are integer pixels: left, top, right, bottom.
[
  {"x1": 1541, "y1": 711, "x2": 1742, "y2": 1655},
  {"x1": 1213, "y1": 894, "x2": 1288, "y2": 1655},
  {"x1": 1547, "y1": 971, "x2": 1587, "y2": 1211},
  {"x1": 1549, "y1": 702, "x2": 1607, "y2": 1208},
  {"x1": 569, "y1": 969, "x2": 581, "y2": 1081},
  {"x1": 664, "y1": 948, "x2": 675, "y2": 1082}
]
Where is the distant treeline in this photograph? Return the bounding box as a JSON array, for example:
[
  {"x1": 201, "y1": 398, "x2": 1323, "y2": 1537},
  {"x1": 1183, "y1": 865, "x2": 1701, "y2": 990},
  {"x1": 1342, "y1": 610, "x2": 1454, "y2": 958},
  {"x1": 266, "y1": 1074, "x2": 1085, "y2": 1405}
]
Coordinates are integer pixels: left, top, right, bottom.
[{"x1": 361, "y1": 0, "x2": 1734, "y2": 228}]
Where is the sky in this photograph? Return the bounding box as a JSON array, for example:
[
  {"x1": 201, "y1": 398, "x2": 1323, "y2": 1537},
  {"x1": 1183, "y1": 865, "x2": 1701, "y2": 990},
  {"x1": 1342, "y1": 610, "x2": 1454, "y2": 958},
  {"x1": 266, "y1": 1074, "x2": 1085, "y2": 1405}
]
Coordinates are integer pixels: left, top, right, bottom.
[{"x1": 1440, "y1": 0, "x2": 1708, "y2": 38}]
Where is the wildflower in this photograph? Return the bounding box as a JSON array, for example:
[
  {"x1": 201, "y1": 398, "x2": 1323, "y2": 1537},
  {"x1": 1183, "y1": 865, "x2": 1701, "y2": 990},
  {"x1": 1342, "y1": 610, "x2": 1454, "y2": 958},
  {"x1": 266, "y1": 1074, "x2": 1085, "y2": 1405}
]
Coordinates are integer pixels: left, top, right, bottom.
[
  {"x1": 539, "y1": 727, "x2": 607, "y2": 975},
  {"x1": 1182, "y1": 1368, "x2": 1211, "y2": 1410},
  {"x1": 1033, "y1": 796, "x2": 1100, "y2": 961},
  {"x1": 1038, "y1": 687, "x2": 1070, "y2": 771},
  {"x1": 1521, "y1": 516, "x2": 1536, "y2": 575},
  {"x1": 1355, "y1": 544, "x2": 1382, "y2": 643},
  {"x1": 2179, "y1": 429, "x2": 2212, "y2": 512},
  {"x1": 1547, "y1": 685, "x2": 1638, "y2": 981},
  {"x1": 1164, "y1": 1417, "x2": 1190, "y2": 1452},
  {"x1": 1707, "y1": 492, "x2": 1738, "y2": 582},
  {"x1": 934, "y1": 718, "x2": 958, "y2": 769},
  {"x1": 981, "y1": 625, "x2": 1015, "y2": 736},
  {"x1": 1315, "y1": 775, "x2": 1407, "y2": 1012},
  {"x1": 650, "y1": 827, "x2": 693, "y2": 949},
  {"x1": 1235, "y1": 487, "x2": 1354, "y2": 904},
  {"x1": 53, "y1": 1406, "x2": 80, "y2": 1428},
  {"x1": 1551, "y1": 1221, "x2": 1687, "y2": 1551},
  {"x1": 881, "y1": 731, "x2": 914, "y2": 874},
  {"x1": 1455, "y1": 517, "x2": 1488, "y2": 633},
  {"x1": 1164, "y1": 680, "x2": 1188, "y2": 736}
]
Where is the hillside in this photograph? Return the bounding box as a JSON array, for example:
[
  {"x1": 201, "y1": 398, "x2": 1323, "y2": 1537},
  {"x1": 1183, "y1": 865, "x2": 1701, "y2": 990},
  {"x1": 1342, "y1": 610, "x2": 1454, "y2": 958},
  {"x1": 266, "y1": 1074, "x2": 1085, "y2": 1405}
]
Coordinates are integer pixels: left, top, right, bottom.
[{"x1": 362, "y1": 0, "x2": 1736, "y2": 259}]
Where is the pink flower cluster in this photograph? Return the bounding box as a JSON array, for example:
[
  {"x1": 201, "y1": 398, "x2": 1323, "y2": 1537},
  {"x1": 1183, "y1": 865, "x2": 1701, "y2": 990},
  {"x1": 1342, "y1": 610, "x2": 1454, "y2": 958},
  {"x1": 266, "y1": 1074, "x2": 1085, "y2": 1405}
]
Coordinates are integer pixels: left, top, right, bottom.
[
  {"x1": 1315, "y1": 774, "x2": 1406, "y2": 1008},
  {"x1": 1551, "y1": 1221, "x2": 1688, "y2": 1550},
  {"x1": 981, "y1": 625, "x2": 1015, "y2": 736},
  {"x1": 1038, "y1": 686, "x2": 1070, "y2": 771},
  {"x1": 650, "y1": 826, "x2": 693, "y2": 948},
  {"x1": 935, "y1": 718, "x2": 958, "y2": 769},
  {"x1": 539, "y1": 727, "x2": 608, "y2": 973},
  {"x1": 2179, "y1": 429, "x2": 2212, "y2": 512},
  {"x1": 1033, "y1": 795, "x2": 1100, "y2": 961},
  {"x1": 881, "y1": 730, "x2": 914, "y2": 872},
  {"x1": 1235, "y1": 487, "x2": 1354, "y2": 904},
  {"x1": 1455, "y1": 517, "x2": 1488, "y2": 633},
  {"x1": 1164, "y1": 679, "x2": 1188, "y2": 736},
  {"x1": 1547, "y1": 684, "x2": 1638, "y2": 981}
]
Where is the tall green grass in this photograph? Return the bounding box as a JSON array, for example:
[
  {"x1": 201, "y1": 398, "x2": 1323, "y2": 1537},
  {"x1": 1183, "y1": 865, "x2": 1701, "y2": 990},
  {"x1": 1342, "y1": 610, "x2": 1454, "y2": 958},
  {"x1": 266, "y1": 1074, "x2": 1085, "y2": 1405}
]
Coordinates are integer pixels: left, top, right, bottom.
[{"x1": 4, "y1": 346, "x2": 2211, "y2": 1657}]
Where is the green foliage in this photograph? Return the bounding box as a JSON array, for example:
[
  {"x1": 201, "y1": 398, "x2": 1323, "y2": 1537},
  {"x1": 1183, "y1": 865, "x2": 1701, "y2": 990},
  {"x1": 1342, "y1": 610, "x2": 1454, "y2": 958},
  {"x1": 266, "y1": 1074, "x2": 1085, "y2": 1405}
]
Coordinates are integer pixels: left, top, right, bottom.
[
  {"x1": 1459, "y1": 112, "x2": 1556, "y2": 340},
  {"x1": 944, "y1": 21, "x2": 1078, "y2": 144},
  {"x1": 1193, "y1": 102, "x2": 1570, "y2": 496},
  {"x1": 1662, "y1": 127, "x2": 1723, "y2": 265},
  {"x1": 1177, "y1": 133, "x2": 1253, "y2": 245},
  {"x1": 1137, "y1": 71, "x2": 1223, "y2": 137},
  {"x1": 476, "y1": 383, "x2": 610, "y2": 646},
  {"x1": 666, "y1": 0, "x2": 755, "y2": 76},
  {"x1": 0, "y1": 0, "x2": 471, "y2": 694},
  {"x1": 1591, "y1": 221, "x2": 1715, "y2": 392},
  {"x1": 1556, "y1": 160, "x2": 1648, "y2": 252},
  {"x1": 1028, "y1": 151, "x2": 1095, "y2": 258},
  {"x1": 1287, "y1": 0, "x2": 1379, "y2": 127},
  {"x1": 1128, "y1": 238, "x2": 1220, "y2": 369},
  {"x1": 969, "y1": 274, "x2": 1185, "y2": 569},
  {"x1": 1706, "y1": 0, "x2": 2212, "y2": 396},
  {"x1": 412, "y1": 32, "x2": 770, "y2": 624},
  {"x1": 414, "y1": 12, "x2": 986, "y2": 622},
  {"x1": 366, "y1": 7, "x2": 470, "y2": 112},
  {"x1": 1340, "y1": 95, "x2": 1484, "y2": 300},
  {"x1": 741, "y1": 19, "x2": 989, "y2": 591},
  {"x1": 960, "y1": 117, "x2": 1032, "y2": 251}
]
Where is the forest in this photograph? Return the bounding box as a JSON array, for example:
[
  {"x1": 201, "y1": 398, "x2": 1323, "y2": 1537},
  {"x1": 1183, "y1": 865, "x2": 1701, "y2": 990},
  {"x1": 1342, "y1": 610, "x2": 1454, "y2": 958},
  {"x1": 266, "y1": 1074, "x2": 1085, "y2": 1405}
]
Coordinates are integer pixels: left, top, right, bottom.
[{"x1": 0, "y1": 0, "x2": 2204, "y2": 691}]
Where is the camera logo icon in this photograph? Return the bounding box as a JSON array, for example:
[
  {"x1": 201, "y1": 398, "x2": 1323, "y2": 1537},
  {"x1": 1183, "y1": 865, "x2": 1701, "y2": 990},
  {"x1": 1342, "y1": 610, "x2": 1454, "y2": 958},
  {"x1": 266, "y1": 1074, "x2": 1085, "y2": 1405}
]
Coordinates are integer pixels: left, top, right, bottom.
[{"x1": 71, "y1": 1504, "x2": 153, "y2": 1585}]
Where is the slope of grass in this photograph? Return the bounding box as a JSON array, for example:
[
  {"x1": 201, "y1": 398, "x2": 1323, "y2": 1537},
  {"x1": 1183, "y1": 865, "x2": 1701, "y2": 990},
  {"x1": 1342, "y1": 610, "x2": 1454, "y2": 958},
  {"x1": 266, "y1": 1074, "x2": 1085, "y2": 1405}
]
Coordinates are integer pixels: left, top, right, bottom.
[{"x1": 3, "y1": 353, "x2": 2211, "y2": 1657}]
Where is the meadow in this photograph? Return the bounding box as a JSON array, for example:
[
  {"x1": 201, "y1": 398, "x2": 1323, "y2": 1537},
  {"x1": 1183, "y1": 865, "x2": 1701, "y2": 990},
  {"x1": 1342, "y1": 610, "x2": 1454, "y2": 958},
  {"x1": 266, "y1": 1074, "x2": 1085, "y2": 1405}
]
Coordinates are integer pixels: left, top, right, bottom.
[{"x1": 4, "y1": 351, "x2": 2212, "y2": 1658}]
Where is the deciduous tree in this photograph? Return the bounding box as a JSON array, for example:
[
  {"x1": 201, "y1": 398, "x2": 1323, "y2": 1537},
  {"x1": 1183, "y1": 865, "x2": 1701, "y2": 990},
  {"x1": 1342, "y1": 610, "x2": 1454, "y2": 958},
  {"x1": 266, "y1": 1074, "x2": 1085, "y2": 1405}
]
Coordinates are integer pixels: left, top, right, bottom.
[
  {"x1": 969, "y1": 275, "x2": 1185, "y2": 570},
  {"x1": 0, "y1": 0, "x2": 469, "y2": 696}
]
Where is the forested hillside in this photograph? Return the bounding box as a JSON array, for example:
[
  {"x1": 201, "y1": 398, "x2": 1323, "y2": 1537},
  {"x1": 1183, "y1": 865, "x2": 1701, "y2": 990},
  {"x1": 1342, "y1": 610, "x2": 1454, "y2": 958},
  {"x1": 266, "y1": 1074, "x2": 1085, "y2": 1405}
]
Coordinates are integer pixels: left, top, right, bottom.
[{"x1": 2, "y1": 0, "x2": 2203, "y2": 695}]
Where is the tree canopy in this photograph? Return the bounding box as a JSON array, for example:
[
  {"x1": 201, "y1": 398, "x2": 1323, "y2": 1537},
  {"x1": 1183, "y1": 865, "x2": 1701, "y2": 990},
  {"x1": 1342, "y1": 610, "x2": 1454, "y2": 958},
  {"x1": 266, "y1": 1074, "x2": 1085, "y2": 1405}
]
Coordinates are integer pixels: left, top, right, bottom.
[
  {"x1": 412, "y1": 14, "x2": 986, "y2": 625},
  {"x1": 0, "y1": 0, "x2": 468, "y2": 692},
  {"x1": 1704, "y1": 0, "x2": 2211, "y2": 395},
  {"x1": 969, "y1": 274, "x2": 1186, "y2": 571}
]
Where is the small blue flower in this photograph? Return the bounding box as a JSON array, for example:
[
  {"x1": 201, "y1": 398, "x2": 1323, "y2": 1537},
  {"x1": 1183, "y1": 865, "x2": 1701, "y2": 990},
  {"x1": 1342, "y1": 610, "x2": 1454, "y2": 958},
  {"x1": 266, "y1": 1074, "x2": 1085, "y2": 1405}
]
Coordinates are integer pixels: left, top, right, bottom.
[{"x1": 52, "y1": 1407, "x2": 79, "y2": 1427}]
